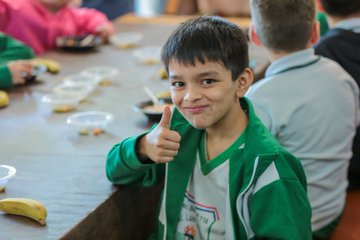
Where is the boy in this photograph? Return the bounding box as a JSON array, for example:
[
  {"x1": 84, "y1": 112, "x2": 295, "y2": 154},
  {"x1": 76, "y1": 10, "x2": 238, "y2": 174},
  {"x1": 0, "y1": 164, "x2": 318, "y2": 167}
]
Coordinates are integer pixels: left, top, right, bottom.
[
  {"x1": 0, "y1": 32, "x2": 35, "y2": 89},
  {"x1": 314, "y1": 0, "x2": 360, "y2": 189},
  {"x1": 246, "y1": 0, "x2": 359, "y2": 239},
  {"x1": 106, "y1": 16, "x2": 312, "y2": 239}
]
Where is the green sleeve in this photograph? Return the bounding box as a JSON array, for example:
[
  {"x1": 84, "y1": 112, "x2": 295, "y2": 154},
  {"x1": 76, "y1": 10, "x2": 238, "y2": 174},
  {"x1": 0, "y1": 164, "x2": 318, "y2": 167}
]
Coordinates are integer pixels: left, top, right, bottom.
[
  {"x1": 249, "y1": 153, "x2": 312, "y2": 240},
  {"x1": 250, "y1": 181, "x2": 312, "y2": 239},
  {"x1": 0, "y1": 33, "x2": 34, "y2": 65},
  {"x1": 105, "y1": 135, "x2": 165, "y2": 187},
  {"x1": 0, "y1": 64, "x2": 12, "y2": 89}
]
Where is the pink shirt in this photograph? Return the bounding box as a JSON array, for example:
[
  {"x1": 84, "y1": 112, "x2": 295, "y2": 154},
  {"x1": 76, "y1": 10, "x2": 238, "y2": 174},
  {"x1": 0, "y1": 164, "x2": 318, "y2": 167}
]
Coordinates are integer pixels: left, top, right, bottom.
[{"x1": 0, "y1": 0, "x2": 112, "y2": 55}]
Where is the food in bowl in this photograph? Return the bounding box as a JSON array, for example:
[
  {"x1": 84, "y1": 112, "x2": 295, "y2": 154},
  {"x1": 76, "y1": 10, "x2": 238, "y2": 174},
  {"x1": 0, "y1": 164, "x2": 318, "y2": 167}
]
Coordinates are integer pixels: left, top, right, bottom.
[
  {"x1": 0, "y1": 165, "x2": 16, "y2": 192},
  {"x1": 64, "y1": 74, "x2": 102, "y2": 88},
  {"x1": 53, "y1": 82, "x2": 93, "y2": 101},
  {"x1": 56, "y1": 35, "x2": 102, "y2": 51},
  {"x1": 133, "y1": 46, "x2": 161, "y2": 65},
  {"x1": 81, "y1": 66, "x2": 119, "y2": 85},
  {"x1": 134, "y1": 97, "x2": 173, "y2": 122},
  {"x1": 156, "y1": 91, "x2": 171, "y2": 99},
  {"x1": 109, "y1": 32, "x2": 143, "y2": 49},
  {"x1": 42, "y1": 93, "x2": 82, "y2": 113},
  {"x1": 67, "y1": 111, "x2": 114, "y2": 136}
]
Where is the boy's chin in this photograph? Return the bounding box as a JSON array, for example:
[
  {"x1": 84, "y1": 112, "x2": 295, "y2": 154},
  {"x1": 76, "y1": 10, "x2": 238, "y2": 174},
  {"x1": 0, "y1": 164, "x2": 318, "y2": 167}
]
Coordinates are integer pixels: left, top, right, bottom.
[
  {"x1": 178, "y1": 109, "x2": 208, "y2": 129},
  {"x1": 186, "y1": 119, "x2": 208, "y2": 130}
]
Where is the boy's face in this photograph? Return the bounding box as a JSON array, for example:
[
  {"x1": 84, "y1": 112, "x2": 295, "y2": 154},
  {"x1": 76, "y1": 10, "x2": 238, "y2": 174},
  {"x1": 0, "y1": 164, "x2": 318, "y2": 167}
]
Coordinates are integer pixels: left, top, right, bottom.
[{"x1": 168, "y1": 59, "x2": 251, "y2": 130}]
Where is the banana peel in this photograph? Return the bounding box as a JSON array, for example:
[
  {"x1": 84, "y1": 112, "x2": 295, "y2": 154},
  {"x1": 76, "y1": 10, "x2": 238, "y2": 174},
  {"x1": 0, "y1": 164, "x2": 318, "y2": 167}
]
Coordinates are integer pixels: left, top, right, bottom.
[
  {"x1": 0, "y1": 198, "x2": 47, "y2": 225},
  {"x1": 32, "y1": 58, "x2": 60, "y2": 74}
]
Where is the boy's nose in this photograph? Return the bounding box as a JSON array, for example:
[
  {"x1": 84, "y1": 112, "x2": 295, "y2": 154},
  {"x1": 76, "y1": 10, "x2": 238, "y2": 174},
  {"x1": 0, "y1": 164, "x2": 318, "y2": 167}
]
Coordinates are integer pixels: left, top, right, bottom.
[{"x1": 184, "y1": 86, "x2": 201, "y2": 102}]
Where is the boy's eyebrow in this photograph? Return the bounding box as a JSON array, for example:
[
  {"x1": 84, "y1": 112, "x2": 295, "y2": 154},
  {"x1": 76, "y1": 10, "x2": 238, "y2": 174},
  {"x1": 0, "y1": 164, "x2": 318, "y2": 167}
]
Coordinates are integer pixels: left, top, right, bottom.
[
  {"x1": 197, "y1": 71, "x2": 221, "y2": 78},
  {"x1": 169, "y1": 71, "x2": 221, "y2": 80}
]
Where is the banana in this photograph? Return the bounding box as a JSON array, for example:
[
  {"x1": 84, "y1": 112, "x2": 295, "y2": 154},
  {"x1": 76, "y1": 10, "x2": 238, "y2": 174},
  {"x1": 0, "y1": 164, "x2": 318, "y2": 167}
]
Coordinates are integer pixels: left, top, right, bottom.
[
  {"x1": 32, "y1": 58, "x2": 60, "y2": 74},
  {"x1": 0, "y1": 90, "x2": 9, "y2": 108},
  {"x1": 0, "y1": 198, "x2": 47, "y2": 225},
  {"x1": 158, "y1": 67, "x2": 168, "y2": 80}
]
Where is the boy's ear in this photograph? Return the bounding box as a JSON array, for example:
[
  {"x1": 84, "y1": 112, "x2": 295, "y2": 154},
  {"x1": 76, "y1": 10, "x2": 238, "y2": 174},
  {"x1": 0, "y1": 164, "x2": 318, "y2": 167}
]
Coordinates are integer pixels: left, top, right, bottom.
[
  {"x1": 249, "y1": 25, "x2": 262, "y2": 46},
  {"x1": 236, "y1": 68, "x2": 254, "y2": 98},
  {"x1": 310, "y1": 21, "x2": 320, "y2": 45}
]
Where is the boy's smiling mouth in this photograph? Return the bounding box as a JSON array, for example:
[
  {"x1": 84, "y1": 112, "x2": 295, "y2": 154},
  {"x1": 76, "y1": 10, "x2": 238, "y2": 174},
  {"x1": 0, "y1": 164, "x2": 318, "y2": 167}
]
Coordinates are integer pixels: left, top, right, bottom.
[{"x1": 182, "y1": 105, "x2": 208, "y2": 114}]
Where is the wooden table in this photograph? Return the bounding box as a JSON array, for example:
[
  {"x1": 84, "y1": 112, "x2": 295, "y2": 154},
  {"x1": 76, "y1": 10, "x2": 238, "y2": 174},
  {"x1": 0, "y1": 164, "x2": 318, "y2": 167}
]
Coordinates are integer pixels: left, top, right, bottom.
[{"x1": 0, "y1": 14, "x2": 268, "y2": 240}]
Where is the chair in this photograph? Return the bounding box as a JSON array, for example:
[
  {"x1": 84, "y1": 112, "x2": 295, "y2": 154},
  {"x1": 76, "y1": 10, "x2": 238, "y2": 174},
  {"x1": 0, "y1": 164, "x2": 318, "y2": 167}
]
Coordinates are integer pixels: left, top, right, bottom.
[{"x1": 331, "y1": 190, "x2": 360, "y2": 239}]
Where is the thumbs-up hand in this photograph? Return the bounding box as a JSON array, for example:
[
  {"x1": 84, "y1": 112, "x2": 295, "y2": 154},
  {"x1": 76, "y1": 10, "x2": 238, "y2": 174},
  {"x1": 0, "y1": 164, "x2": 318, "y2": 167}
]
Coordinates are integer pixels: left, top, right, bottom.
[{"x1": 137, "y1": 105, "x2": 181, "y2": 164}]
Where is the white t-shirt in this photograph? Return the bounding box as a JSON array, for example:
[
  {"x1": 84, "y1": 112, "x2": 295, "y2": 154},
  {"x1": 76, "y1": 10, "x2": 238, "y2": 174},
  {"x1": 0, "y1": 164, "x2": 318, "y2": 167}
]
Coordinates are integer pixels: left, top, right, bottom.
[{"x1": 175, "y1": 132, "x2": 245, "y2": 239}]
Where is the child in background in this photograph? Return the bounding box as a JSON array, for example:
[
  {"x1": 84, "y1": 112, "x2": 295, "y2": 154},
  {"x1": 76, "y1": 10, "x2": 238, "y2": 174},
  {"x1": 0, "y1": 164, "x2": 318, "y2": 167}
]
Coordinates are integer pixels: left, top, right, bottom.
[
  {"x1": 0, "y1": 0, "x2": 115, "y2": 55},
  {"x1": 0, "y1": 32, "x2": 35, "y2": 89},
  {"x1": 246, "y1": 0, "x2": 359, "y2": 238},
  {"x1": 106, "y1": 15, "x2": 312, "y2": 239},
  {"x1": 315, "y1": 0, "x2": 360, "y2": 190}
]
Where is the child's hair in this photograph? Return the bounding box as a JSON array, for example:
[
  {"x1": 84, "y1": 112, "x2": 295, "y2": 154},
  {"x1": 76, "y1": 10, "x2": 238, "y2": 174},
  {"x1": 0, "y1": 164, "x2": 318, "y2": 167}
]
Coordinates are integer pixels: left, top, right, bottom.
[
  {"x1": 161, "y1": 15, "x2": 249, "y2": 81},
  {"x1": 320, "y1": 0, "x2": 360, "y2": 17},
  {"x1": 250, "y1": 0, "x2": 315, "y2": 52}
]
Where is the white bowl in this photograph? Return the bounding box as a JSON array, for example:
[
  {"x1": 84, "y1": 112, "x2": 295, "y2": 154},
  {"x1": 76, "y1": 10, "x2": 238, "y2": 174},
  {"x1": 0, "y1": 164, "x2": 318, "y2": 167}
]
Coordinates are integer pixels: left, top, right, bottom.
[
  {"x1": 0, "y1": 165, "x2": 16, "y2": 192},
  {"x1": 67, "y1": 111, "x2": 114, "y2": 135},
  {"x1": 42, "y1": 93, "x2": 82, "y2": 112},
  {"x1": 133, "y1": 46, "x2": 162, "y2": 65},
  {"x1": 54, "y1": 82, "x2": 93, "y2": 101},
  {"x1": 64, "y1": 74, "x2": 102, "y2": 88},
  {"x1": 81, "y1": 66, "x2": 119, "y2": 82},
  {"x1": 109, "y1": 32, "x2": 143, "y2": 49}
]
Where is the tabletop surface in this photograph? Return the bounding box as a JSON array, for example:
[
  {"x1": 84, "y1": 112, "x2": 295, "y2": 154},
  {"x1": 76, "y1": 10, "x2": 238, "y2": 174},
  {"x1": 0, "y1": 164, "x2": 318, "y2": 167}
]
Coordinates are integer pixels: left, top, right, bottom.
[{"x1": 0, "y1": 14, "x2": 267, "y2": 240}]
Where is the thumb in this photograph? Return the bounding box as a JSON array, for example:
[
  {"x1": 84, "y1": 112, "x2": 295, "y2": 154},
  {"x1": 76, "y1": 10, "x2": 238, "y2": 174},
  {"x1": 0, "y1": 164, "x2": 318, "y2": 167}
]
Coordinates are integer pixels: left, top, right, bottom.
[{"x1": 158, "y1": 105, "x2": 172, "y2": 128}]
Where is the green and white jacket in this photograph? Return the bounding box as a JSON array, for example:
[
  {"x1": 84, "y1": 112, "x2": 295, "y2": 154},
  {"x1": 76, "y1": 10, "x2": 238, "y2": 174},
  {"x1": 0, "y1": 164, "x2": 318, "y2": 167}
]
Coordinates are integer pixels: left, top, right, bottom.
[{"x1": 106, "y1": 98, "x2": 312, "y2": 240}]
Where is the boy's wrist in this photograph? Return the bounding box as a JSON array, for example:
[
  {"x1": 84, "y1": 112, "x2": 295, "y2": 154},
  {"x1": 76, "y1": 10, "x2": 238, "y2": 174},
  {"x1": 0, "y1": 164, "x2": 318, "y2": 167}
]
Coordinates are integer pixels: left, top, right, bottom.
[{"x1": 135, "y1": 136, "x2": 153, "y2": 164}]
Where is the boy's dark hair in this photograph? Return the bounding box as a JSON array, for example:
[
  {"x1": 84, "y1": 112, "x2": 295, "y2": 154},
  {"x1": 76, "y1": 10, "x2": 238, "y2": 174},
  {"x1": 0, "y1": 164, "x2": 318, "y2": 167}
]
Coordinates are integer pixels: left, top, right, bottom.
[
  {"x1": 320, "y1": 0, "x2": 360, "y2": 17},
  {"x1": 250, "y1": 0, "x2": 315, "y2": 52},
  {"x1": 161, "y1": 15, "x2": 249, "y2": 81}
]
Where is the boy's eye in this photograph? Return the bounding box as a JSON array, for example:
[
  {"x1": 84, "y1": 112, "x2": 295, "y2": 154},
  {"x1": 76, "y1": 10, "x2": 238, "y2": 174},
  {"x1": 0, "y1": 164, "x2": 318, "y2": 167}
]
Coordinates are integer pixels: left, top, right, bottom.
[
  {"x1": 202, "y1": 79, "x2": 215, "y2": 85},
  {"x1": 171, "y1": 81, "x2": 184, "y2": 88}
]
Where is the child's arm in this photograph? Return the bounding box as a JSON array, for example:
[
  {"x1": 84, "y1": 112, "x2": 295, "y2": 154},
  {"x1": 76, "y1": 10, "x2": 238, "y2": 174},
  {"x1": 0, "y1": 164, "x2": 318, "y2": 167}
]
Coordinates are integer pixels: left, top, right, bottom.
[
  {"x1": 0, "y1": 33, "x2": 35, "y2": 88},
  {"x1": 0, "y1": 61, "x2": 34, "y2": 89},
  {"x1": 0, "y1": 33, "x2": 35, "y2": 64},
  {"x1": 95, "y1": 22, "x2": 115, "y2": 42},
  {"x1": 106, "y1": 106, "x2": 180, "y2": 186},
  {"x1": 72, "y1": 7, "x2": 115, "y2": 41},
  {"x1": 106, "y1": 135, "x2": 164, "y2": 187}
]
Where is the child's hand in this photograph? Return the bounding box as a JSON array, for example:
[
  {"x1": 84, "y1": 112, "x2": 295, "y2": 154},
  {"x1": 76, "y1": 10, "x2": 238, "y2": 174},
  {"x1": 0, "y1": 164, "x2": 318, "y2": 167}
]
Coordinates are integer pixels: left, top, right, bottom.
[
  {"x1": 7, "y1": 60, "x2": 34, "y2": 86},
  {"x1": 139, "y1": 106, "x2": 181, "y2": 164},
  {"x1": 95, "y1": 23, "x2": 115, "y2": 42}
]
